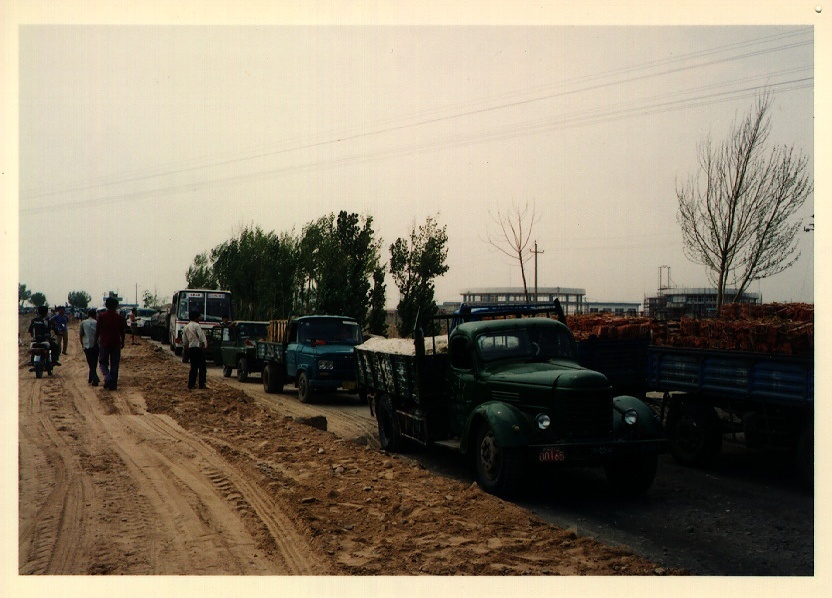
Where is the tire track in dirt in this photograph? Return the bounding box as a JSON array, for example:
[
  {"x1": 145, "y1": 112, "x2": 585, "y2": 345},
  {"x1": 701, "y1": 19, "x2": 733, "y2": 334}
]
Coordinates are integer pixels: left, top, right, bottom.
[{"x1": 18, "y1": 363, "x2": 96, "y2": 574}]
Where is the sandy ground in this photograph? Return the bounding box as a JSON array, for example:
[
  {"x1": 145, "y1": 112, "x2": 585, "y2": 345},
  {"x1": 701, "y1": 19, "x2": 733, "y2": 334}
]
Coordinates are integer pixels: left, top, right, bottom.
[{"x1": 17, "y1": 317, "x2": 682, "y2": 577}]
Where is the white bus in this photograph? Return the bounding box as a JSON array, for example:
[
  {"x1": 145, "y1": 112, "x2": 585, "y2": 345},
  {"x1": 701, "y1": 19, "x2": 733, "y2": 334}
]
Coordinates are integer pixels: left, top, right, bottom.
[{"x1": 168, "y1": 289, "x2": 232, "y2": 355}]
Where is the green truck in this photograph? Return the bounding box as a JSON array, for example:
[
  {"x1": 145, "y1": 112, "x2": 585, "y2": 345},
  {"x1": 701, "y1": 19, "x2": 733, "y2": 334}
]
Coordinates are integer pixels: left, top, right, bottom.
[
  {"x1": 216, "y1": 321, "x2": 269, "y2": 381},
  {"x1": 354, "y1": 309, "x2": 667, "y2": 497}
]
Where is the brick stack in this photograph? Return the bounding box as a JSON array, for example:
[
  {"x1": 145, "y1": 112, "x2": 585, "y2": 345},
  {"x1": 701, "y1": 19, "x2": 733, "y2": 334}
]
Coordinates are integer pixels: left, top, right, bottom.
[{"x1": 564, "y1": 303, "x2": 813, "y2": 357}]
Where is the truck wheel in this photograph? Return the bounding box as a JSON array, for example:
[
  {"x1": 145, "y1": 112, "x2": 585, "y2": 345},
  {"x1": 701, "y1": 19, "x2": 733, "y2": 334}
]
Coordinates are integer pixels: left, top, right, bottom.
[
  {"x1": 222, "y1": 365, "x2": 232, "y2": 378},
  {"x1": 237, "y1": 358, "x2": 249, "y2": 382},
  {"x1": 474, "y1": 423, "x2": 523, "y2": 497},
  {"x1": 297, "y1": 371, "x2": 313, "y2": 403},
  {"x1": 605, "y1": 454, "x2": 658, "y2": 497},
  {"x1": 263, "y1": 364, "x2": 283, "y2": 393},
  {"x1": 667, "y1": 403, "x2": 722, "y2": 467},
  {"x1": 376, "y1": 394, "x2": 402, "y2": 452}
]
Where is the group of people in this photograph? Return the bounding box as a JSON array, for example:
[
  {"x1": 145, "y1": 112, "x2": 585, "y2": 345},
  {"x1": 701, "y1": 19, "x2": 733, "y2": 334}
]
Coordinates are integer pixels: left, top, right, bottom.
[{"x1": 28, "y1": 298, "x2": 212, "y2": 392}]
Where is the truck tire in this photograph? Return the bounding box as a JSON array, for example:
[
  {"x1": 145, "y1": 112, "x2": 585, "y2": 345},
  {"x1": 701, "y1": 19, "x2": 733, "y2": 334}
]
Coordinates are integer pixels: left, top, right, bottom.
[
  {"x1": 263, "y1": 363, "x2": 284, "y2": 394},
  {"x1": 297, "y1": 371, "x2": 313, "y2": 403},
  {"x1": 237, "y1": 358, "x2": 248, "y2": 382},
  {"x1": 376, "y1": 394, "x2": 403, "y2": 452},
  {"x1": 604, "y1": 454, "x2": 658, "y2": 497},
  {"x1": 667, "y1": 403, "x2": 722, "y2": 467},
  {"x1": 474, "y1": 423, "x2": 524, "y2": 497},
  {"x1": 222, "y1": 365, "x2": 232, "y2": 378}
]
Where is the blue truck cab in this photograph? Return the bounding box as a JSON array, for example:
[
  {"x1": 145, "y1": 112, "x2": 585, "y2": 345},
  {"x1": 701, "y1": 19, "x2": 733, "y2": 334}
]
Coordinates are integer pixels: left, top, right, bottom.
[{"x1": 258, "y1": 315, "x2": 363, "y2": 403}]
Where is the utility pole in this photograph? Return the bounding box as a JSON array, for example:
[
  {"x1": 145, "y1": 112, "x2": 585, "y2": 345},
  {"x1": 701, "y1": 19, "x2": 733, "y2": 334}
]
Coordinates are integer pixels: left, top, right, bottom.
[{"x1": 531, "y1": 241, "x2": 544, "y2": 303}]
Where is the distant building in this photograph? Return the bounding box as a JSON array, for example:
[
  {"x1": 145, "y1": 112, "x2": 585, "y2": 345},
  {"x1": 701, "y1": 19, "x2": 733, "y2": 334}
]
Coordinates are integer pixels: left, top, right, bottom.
[
  {"x1": 583, "y1": 301, "x2": 642, "y2": 317},
  {"x1": 644, "y1": 287, "x2": 760, "y2": 320},
  {"x1": 459, "y1": 287, "x2": 586, "y2": 315}
]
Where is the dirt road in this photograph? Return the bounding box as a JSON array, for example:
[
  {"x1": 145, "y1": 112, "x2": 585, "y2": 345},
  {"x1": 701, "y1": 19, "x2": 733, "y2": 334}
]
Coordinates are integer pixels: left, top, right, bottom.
[{"x1": 17, "y1": 318, "x2": 676, "y2": 576}]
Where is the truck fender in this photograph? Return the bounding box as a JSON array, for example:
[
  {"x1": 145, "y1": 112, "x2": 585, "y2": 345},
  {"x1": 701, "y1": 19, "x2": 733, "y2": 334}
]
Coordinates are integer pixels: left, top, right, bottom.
[
  {"x1": 460, "y1": 401, "x2": 530, "y2": 455},
  {"x1": 612, "y1": 395, "x2": 663, "y2": 436}
]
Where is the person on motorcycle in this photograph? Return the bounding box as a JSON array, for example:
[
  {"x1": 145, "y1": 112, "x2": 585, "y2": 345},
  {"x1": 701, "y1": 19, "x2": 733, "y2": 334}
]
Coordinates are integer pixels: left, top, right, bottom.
[{"x1": 28, "y1": 306, "x2": 61, "y2": 367}]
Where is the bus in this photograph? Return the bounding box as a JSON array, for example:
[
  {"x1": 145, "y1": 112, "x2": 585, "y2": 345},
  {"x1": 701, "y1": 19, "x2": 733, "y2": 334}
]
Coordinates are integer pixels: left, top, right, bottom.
[{"x1": 168, "y1": 289, "x2": 232, "y2": 355}]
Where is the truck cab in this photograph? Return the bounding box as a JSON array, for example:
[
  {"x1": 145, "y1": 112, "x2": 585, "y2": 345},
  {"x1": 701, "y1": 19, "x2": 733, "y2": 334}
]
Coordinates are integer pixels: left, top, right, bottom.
[
  {"x1": 218, "y1": 321, "x2": 269, "y2": 381},
  {"x1": 259, "y1": 315, "x2": 364, "y2": 403}
]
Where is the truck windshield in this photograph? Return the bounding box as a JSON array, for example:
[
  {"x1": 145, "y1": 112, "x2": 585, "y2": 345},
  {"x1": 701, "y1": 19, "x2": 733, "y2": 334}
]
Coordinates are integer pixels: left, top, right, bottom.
[
  {"x1": 299, "y1": 319, "x2": 363, "y2": 345},
  {"x1": 237, "y1": 323, "x2": 268, "y2": 339},
  {"x1": 477, "y1": 327, "x2": 575, "y2": 363}
]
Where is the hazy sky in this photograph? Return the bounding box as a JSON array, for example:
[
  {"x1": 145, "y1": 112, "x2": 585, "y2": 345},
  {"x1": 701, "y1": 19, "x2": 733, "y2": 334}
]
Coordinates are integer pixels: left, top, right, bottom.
[{"x1": 10, "y1": 5, "x2": 819, "y2": 311}]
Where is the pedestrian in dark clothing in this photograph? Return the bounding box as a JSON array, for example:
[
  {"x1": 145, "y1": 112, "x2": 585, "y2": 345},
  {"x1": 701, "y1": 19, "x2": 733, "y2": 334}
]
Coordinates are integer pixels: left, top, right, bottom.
[
  {"x1": 79, "y1": 308, "x2": 100, "y2": 386},
  {"x1": 95, "y1": 297, "x2": 126, "y2": 390},
  {"x1": 182, "y1": 310, "x2": 208, "y2": 389},
  {"x1": 28, "y1": 305, "x2": 61, "y2": 366},
  {"x1": 50, "y1": 305, "x2": 70, "y2": 355}
]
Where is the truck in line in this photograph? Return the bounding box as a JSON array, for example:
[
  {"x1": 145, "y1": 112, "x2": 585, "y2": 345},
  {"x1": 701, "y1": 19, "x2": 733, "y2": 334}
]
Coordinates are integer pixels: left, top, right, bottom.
[
  {"x1": 213, "y1": 320, "x2": 269, "y2": 381},
  {"x1": 354, "y1": 305, "x2": 667, "y2": 497},
  {"x1": 257, "y1": 315, "x2": 364, "y2": 403},
  {"x1": 568, "y1": 319, "x2": 813, "y2": 486}
]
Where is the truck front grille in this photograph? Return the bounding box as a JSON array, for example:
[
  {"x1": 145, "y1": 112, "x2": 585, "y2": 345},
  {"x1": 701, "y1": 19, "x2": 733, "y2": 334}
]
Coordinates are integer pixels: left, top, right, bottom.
[{"x1": 556, "y1": 392, "x2": 613, "y2": 441}]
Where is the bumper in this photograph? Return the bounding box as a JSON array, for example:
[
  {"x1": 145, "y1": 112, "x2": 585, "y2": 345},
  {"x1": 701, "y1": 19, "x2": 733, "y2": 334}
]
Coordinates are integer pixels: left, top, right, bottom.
[
  {"x1": 531, "y1": 438, "x2": 668, "y2": 465},
  {"x1": 309, "y1": 378, "x2": 357, "y2": 392}
]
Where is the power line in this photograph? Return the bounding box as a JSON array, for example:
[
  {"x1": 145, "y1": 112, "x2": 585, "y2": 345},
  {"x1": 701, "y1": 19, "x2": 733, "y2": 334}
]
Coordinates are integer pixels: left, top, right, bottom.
[{"x1": 20, "y1": 30, "x2": 813, "y2": 211}]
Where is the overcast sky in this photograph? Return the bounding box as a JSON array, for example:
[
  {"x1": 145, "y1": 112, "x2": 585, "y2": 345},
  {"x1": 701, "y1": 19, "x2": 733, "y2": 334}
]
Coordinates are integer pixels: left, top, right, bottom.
[{"x1": 8, "y1": 4, "x2": 820, "y2": 311}]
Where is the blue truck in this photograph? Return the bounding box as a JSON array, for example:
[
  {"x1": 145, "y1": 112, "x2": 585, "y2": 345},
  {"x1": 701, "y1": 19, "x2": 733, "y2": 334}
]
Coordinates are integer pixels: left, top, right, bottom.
[{"x1": 256, "y1": 315, "x2": 364, "y2": 403}]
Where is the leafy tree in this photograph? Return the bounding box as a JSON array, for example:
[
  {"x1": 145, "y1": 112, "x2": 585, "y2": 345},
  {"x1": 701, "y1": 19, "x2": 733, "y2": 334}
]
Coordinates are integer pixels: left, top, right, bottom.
[
  {"x1": 485, "y1": 201, "x2": 538, "y2": 302},
  {"x1": 30, "y1": 292, "x2": 47, "y2": 308},
  {"x1": 390, "y1": 216, "x2": 449, "y2": 337},
  {"x1": 67, "y1": 290, "x2": 92, "y2": 309},
  {"x1": 301, "y1": 211, "x2": 381, "y2": 325},
  {"x1": 142, "y1": 290, "x2": 164, "y2": 308},
  {"x1": 366, "y1": 265, "x2": 389, "y2": 336},
  {"x1": 677, "y1": 92, "x2": 813, "y2": 309},
  {"x1": 186, "y1": 252, "x2": 217, "y2": 289},
  {"x1": 19, "y1": 283, "x2": 32, "y2": 308},
  {"x1": 211, "y1": 225, "x2": 298, "y2": 320}
]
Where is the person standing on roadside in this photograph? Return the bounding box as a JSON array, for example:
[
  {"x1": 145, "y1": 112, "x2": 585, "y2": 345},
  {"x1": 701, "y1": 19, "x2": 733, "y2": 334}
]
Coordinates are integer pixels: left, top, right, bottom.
[
  {"x1": 79, "y1": 308, "x2": 100, "y2": 386},
  {"x1": 129, "y1": 307, "x2": 140, "y2": 345},
  {"x1": 50, "y1": 305, "x2": 70, "y2": 355},
  {"x1": 95, "y1": 297, "x2": 126, "y2": 390},
  {"x1": 182, "y1": 310, "x2": 208, "y2": 390}
]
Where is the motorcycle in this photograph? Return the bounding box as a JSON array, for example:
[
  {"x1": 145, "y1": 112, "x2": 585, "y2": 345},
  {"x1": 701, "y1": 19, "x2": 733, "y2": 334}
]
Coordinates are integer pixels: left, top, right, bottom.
[{"x1": 29, "y1": 340, "x2": 54, "y2": 378}]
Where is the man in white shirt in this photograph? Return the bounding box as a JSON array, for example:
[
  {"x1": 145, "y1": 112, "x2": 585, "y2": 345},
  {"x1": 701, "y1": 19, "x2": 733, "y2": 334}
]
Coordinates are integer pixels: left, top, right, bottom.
[
  {"x1": 79, "y1": 308, "x2": 100, "y2": 386},
  {"x1": 182, "y1": 310, "x2": 208, "y2": 389}
]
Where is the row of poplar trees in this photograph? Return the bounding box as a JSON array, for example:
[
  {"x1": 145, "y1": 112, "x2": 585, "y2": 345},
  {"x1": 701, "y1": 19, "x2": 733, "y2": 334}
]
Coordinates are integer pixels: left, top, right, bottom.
[{"x1": 185, "y1": 211, "x2": 448, "y2": 338}]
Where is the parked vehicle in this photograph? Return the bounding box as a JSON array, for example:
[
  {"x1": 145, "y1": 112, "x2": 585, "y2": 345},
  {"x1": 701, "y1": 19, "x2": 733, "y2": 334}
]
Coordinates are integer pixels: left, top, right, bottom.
[
  {"x1": 129, "y1": 308, "x2": 158, "y2": 337},
  {"x1": 573, "y1": 330, "x2": 814, "y2": 486},
  {"x1": 150, "y1": 304, "x2": 172, "y2": 342},
  {"x1": 258, "y1": 315, "x2": 363, "y2": 403},
  {"x1": 217, "y1": 321, "x2": 269, "y2": 381},
  {"x1": 167, "y1": 290, "x2": 232, "y2": 355},
  {"x1": 355, "y1": 307, "x2": 667, "y2": 498}
]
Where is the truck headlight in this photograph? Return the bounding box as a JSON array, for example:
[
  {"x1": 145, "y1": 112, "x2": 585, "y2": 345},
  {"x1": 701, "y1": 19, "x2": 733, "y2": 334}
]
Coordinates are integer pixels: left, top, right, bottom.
[
  {"x1": 623, "y1": 409, "x2": 639, "y2": 426},
  {"x1": 318, "y1": 359, "x2": 334, "y2": 371},
  {"x1": 536, "y1": 414, "x2": 551, "y2": 430}
]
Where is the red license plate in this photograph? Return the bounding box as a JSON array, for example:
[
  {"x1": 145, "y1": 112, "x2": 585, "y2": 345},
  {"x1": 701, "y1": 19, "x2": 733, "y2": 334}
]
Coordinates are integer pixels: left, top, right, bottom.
[{"x1": 539, "y1": 447, "x2": 566, "y2": 463}]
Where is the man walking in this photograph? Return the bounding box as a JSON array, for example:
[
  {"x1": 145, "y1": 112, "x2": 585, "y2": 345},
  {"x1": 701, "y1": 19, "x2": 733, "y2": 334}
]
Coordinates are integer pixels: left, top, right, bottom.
[
  {"x1": 50, "y1": 305, "x2": 70, "y2": 355},
  {"x1": 182, "y1": 310, "x2": 207, "y2": 389},
  {"x1": 79, "y1": 308, "x2": 100, "y2": 386},
  {"x1": 95, "y1": 297, "x2": 126, "y2": 390}
]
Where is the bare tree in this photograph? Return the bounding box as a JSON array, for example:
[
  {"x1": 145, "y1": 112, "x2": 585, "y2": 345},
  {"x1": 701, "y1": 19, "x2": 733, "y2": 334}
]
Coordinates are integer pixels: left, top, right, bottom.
[
  {"x1": 676, "y1": 92, "x2": 812, "y2": 310},
  {"x1": 486, "y1": 201, "x2": 539, "y2": 302}
]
